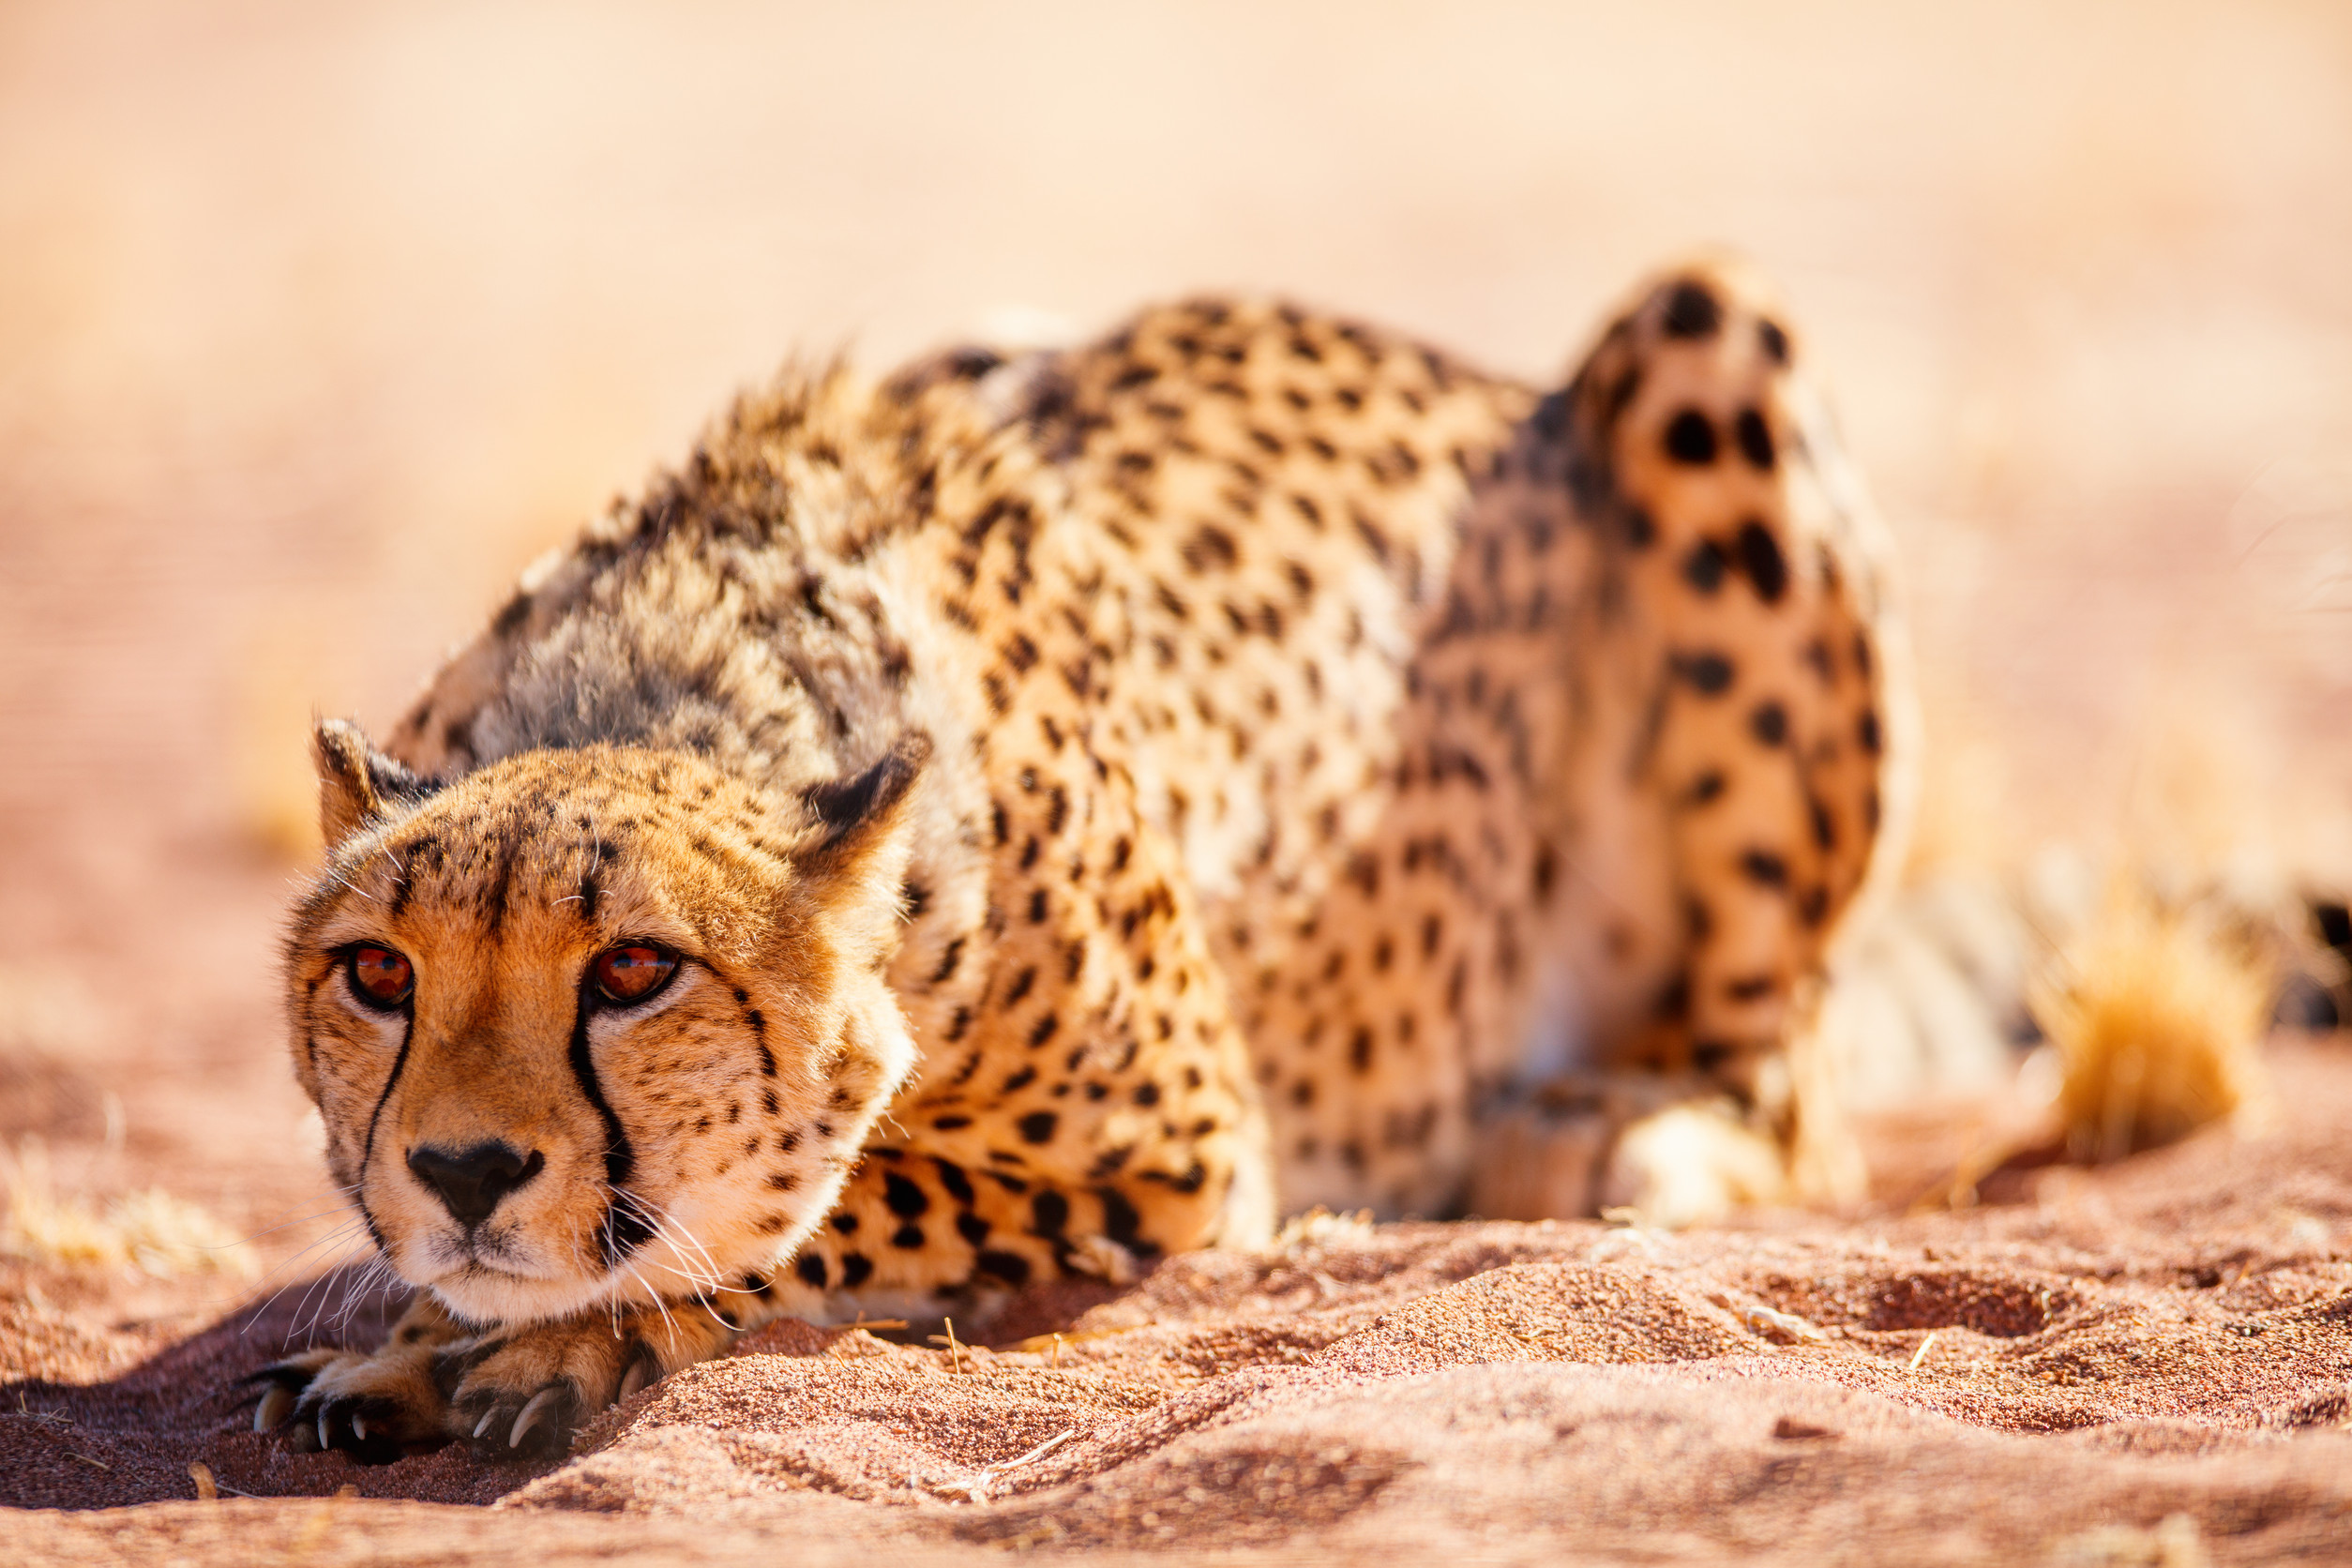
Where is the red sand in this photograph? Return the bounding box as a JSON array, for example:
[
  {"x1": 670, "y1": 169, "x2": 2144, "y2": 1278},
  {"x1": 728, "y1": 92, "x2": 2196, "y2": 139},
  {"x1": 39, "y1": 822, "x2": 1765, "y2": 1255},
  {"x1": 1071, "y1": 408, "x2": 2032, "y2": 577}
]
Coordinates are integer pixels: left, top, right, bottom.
[{"x1": 8, "y1": 1042, "x2": 2352, "y2": 1564}]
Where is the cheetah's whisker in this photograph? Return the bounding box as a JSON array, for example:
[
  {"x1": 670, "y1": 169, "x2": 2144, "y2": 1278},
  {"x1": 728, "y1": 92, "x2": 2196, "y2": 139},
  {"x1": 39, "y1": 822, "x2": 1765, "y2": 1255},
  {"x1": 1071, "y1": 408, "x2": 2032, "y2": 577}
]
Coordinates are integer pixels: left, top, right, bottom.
[
  {"x1": 241, "y1": 1217, "x2": 378, "y2": 1341},
  {"x1": 617, "y1": 1190, "x2": 730, "y2": 1300}
]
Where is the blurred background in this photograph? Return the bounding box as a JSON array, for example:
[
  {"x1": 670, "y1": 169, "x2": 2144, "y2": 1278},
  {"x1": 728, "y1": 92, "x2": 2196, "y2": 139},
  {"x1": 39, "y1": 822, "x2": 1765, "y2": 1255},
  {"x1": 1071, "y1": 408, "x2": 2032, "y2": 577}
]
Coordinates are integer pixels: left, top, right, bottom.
[{"x1": 4, "y1": 0, "x2": 2351, "y2": 1297}]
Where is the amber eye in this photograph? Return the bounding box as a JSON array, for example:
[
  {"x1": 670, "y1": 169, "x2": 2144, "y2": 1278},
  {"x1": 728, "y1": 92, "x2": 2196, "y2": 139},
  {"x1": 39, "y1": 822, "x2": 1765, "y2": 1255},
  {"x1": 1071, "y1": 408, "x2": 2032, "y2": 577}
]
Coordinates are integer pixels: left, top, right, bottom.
[
  {"x1": 346, "y1": 945, "x2": 415, "y2": 1009},
  {"x1": 592, "y1": 944, "x2": 676, "y2": 1005}
]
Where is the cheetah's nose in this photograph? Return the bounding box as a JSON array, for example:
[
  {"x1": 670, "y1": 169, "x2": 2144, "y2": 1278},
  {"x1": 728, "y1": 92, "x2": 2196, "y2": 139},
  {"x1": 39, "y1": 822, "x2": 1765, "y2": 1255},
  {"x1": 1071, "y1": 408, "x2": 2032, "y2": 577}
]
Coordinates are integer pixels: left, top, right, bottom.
[{"x1": 406, "y1": 1141, "x2": 546, "y2": 1229}]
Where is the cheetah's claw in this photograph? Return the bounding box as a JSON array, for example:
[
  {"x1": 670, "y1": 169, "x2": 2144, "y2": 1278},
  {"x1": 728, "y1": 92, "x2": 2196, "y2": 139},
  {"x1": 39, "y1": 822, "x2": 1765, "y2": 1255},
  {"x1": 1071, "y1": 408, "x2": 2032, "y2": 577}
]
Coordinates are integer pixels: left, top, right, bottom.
[
  {"x1": 245, "y1": 1348, "x2": 440, "y2": 1465},
  {"x1": 445, "y1": 1348, "x2": 655, "y2": 1459}
]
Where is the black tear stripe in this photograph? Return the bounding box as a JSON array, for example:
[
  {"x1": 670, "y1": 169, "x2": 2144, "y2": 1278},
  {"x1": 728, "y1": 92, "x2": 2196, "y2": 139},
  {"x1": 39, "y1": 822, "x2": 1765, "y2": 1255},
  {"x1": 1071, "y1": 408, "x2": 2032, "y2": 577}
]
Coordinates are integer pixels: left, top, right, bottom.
[
  {"x1": 571, "y1": 983, "x2": 648, "y2": 1267},
  {"x1": 357, "y1": 1006, "x2": 417, "y2": 1233}
]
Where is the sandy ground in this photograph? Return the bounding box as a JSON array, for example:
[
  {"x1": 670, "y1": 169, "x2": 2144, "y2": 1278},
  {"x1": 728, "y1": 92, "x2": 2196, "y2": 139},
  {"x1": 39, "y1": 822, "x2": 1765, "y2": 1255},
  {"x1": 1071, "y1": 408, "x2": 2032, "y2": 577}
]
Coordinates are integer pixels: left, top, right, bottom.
[
  {"x1": 8, "y1": 1042, "x2": 2352, "y2": 1563},
  {"x1": 7, "y1": 2, "x2": 2352, "y2": 1561}
]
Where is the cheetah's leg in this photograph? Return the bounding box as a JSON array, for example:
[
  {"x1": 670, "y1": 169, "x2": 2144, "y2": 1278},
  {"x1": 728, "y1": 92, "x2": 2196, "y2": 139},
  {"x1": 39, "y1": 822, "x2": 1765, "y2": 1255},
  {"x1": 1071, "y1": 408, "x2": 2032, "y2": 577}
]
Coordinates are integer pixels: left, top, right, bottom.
[
  {"x1": 791, "y1": 1068, "x2": 1274, "y2": 1332},
  {"x1": 793, "y1": 801, "x2": 1276, "y2": 1320},
  {"x1": 1478, "y1": 261, "x2": 1908, "y2": 1223}
]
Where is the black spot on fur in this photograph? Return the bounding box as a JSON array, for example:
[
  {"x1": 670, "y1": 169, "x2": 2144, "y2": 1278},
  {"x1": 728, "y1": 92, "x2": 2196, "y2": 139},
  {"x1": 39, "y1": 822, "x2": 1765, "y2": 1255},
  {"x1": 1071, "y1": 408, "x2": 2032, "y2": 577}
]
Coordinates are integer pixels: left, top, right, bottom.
[
  {"x1": 1018, "y1": 1110, "x2": 1058, "y2": 1144},
  {"x1": 839, "y1": 1253, "x2": 873, "y2": 1288},
  {"x1": 796, "y1": 1253, "x2": 828, "y2": 1289},
  {"x1": 1030, "y1": 1190, "x2": 1069, "y2": 1235},
  {"x1": 1183, "y1": 524, "x2": 1240, "y2": 573},
  {"x1": 1531, "y1": 840, "x2": 1559, "y2": 903},
  {"x1": 977, "y1": 1249, "x2": 1032, "y2": 1286},
  {"x1": 1758, "y1": 319, "x2": 1790, "y2": 364},
  {"x1": 883, "y1": 1171, "x2": 929, "y2": 1218},
  {"x1": 1682, "y1": 538, "x2": 1727, "y2": 593},
  {"x1": 1751, "y1": 701, "x2": 1788, "y2": 746},
  {"x1": 1652, "y1": 972, "x2": 1692, "y2": 1021},
  {"x1": 1734, "y1": 408, "x2": 1776, "y2": 471},
  {"x1": 1661, "y1": 280, "x2": 1723, "y2": 339},
  {"x1": 1664, "y1": 409, "x2": 1717, "y2": 464},
  {"x1": 1741, "y1": 850, "x2": 1790, "y2": 889},
  {"x1": 1735, "y1": 520, "x2": 1788, "y2": 603},
  {"x1": 933, "y1": 1158, "x2": 974, "y2": 1205},
  {"x1": 1674, "y1": 651, "x2": 1736, "y2": 694}
]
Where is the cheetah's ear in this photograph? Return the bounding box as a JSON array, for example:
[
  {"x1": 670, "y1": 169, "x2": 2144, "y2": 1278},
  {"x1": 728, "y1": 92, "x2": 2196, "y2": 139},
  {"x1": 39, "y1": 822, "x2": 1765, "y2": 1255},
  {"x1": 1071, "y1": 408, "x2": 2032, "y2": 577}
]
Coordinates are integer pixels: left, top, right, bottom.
[
  {"x1": 798, "y1": 733, "x2": 931, "y2": 875},
  {"x1": 794, "y1": 734, "x2": 931, "y2": 953},
  {"x1": 312, "y1": 717, "x2": 436, "y2": 852}
]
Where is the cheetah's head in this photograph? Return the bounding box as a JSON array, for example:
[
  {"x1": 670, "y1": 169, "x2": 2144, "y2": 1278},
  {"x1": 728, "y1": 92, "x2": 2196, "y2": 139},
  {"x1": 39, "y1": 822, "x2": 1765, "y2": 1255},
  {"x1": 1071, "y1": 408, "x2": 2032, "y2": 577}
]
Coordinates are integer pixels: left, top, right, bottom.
[{"x1": 284, "y1": 720, "x2": 926, "y2": 1326}]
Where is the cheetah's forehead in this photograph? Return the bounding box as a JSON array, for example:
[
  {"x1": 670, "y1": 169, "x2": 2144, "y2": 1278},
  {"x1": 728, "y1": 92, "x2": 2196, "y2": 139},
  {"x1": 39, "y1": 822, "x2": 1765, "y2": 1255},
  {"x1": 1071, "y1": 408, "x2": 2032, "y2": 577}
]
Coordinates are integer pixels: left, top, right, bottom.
[{"x1": 301, "y1": 746, "x2": 804, "y2": 961}]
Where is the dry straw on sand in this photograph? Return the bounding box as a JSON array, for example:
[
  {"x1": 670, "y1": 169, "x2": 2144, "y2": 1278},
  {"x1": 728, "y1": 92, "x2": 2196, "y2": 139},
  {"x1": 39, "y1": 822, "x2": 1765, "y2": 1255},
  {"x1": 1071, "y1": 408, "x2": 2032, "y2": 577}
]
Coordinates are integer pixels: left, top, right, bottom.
[{"x1": 0, "y1": 1137, "x2": 256, "y2": 1280}]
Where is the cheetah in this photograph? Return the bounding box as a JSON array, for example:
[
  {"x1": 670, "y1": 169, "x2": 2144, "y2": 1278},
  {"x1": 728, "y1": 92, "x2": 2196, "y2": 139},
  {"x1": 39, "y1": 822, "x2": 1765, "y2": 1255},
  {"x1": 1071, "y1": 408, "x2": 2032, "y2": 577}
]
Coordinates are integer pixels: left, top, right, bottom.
[{"x1": 254, "y1": 260, "x2": 1911, "y2": 1461}]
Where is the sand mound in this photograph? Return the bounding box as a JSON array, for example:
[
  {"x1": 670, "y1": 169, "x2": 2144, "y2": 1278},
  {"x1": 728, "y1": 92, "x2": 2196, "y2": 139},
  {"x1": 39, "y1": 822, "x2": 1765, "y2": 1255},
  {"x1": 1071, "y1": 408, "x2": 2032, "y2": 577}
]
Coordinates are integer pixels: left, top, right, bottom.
[{"x1": 9, "y1": 1043, "x2": 2352, "y2": 1564}]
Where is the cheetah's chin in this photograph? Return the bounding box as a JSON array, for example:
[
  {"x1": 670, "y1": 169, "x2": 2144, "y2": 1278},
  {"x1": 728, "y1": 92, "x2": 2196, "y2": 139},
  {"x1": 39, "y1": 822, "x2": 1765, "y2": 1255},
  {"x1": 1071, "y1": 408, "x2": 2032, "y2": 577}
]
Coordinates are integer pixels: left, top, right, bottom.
[
  {"x1": 406, "y1": 1229, "x2": 780, "y2": 1329},
  {"x1": 408, "y1": 1257, "x2": 648, "y2": 1330}
]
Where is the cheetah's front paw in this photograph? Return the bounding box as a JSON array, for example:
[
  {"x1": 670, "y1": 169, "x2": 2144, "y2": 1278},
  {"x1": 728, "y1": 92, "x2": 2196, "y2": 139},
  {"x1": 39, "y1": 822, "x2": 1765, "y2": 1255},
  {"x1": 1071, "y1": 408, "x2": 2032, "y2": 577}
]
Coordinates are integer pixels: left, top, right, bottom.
[
  {"x1": 431, "y1": 1302, "x2": 739, "y2": 1459},
  {"x1": 249, "y1": 1295, "x2": 462, "y2": 1464},
  {"x1": 250, "y1": 1292, "x2": 741, "y2": 1462}
]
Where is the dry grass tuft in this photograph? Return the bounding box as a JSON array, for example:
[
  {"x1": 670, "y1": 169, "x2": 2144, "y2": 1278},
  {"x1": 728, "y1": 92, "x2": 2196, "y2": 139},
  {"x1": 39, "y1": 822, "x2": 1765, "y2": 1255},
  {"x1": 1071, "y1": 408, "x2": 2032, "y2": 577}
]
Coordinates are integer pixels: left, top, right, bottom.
[
  {"x1": 2031, "y1": 889, "x2": 2272, "y2": 1163},
  {"x1": 0, "y1": 1138, "x2": 258, "y2": 1279}
]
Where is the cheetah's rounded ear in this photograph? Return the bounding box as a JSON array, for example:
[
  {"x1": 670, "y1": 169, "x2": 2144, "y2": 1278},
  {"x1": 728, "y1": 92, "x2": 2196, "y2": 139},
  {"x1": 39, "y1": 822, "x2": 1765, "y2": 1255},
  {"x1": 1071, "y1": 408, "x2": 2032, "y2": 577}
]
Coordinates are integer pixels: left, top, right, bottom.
[
  {"x1": 797, "y1": 733, "x2": 932, "y2": 877},
  {"x1": 792, "y1": 734, "x2": 932, "y2": 963},
  {"x1": 312, "y1": 717, "x2": 436, "y2": 852}
]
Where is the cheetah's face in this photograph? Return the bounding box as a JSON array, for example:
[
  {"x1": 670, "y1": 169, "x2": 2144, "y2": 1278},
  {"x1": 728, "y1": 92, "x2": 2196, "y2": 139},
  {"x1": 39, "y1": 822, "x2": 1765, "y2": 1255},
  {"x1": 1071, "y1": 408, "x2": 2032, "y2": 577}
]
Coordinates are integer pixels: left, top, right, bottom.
[{"x1": 284, "y1": 724, "x2": 922, "y2": 1326}]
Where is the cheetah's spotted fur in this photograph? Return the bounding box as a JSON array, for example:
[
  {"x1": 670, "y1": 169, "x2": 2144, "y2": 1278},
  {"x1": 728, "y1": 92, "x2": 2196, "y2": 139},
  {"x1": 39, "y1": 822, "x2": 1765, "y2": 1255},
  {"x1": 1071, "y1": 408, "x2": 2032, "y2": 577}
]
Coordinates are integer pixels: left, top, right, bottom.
[{"x1": 259, "y1": 261, "x2": 1910, "y2": 1460}]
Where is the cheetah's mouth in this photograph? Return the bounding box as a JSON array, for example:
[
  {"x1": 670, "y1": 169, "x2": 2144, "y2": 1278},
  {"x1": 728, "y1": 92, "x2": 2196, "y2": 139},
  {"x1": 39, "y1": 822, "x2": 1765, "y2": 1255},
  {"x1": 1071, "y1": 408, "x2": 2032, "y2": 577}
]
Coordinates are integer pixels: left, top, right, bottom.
[
  {"x1": 417, "y1": 1224, "x2": 562, "y2": 1282},
  {"x1": 398, "y1": 1184, "x2": 716, "y2": 1318}
]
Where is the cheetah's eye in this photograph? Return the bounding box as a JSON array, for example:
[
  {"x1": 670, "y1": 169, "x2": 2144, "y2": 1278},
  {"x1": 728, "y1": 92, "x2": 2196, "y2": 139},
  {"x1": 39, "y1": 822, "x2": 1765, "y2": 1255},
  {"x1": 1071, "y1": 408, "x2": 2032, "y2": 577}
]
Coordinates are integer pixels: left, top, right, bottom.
[
  {"x1": 346, "y1": 945, "x2": 415, "y2": 1009},
  {"x1": 591, "y1": 944, "x2": 676, "y2": 1006}
]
